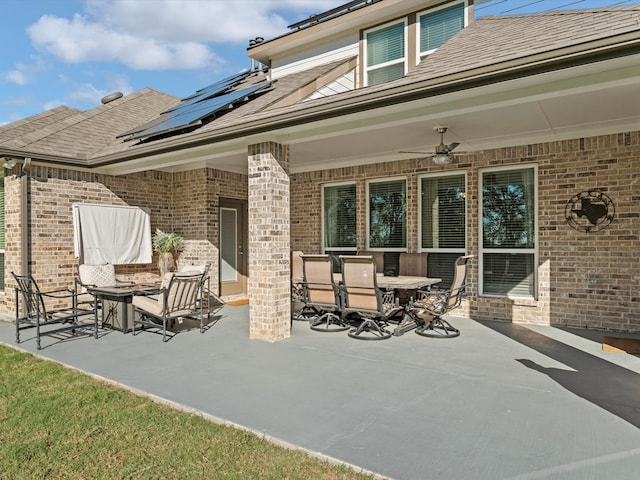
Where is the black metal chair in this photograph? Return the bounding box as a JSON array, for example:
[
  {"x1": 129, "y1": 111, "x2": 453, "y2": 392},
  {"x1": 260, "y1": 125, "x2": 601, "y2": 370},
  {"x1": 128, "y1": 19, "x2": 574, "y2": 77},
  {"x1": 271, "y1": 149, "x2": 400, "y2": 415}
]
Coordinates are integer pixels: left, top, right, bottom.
[
  {"x1": 408, "y1": 255, "x2": 473, "y2": 338},
  {"x1": 301, "y1": 254, "x2": 349, "y2": 332},
  {"x1": 12, "y1": 272, "x2": 97, "y2": 350},
  {"x1": 340, "y1": 255, "x2": 402, "y2": 340},
  {"x1": 131, "y1": 271, "x2": 204, "y2": 342},
  {"x1": 179, "y1": 263, "x2": 217, "y2": 317},
  {"x1": 290, "y1": 250, "x2": 311, "y2": 321}
]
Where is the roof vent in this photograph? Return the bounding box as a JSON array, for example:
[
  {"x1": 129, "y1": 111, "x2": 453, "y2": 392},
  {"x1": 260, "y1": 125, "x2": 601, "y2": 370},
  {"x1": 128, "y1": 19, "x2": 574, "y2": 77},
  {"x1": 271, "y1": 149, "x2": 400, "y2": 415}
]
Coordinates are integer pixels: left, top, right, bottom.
[
  {"x1": 249, "y1": 37, "x2": 265, "y2": 72},
  {"x1": 101, "y1": 91, "x2": 123, "y2": 104}
]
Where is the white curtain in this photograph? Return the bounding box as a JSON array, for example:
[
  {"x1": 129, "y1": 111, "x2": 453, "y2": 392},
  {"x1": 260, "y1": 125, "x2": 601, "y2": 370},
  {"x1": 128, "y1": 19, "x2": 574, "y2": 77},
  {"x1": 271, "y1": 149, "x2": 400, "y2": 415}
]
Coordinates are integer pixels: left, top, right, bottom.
[{"x1": 73, "y1": 203, "x2": 152, "y2": 265}]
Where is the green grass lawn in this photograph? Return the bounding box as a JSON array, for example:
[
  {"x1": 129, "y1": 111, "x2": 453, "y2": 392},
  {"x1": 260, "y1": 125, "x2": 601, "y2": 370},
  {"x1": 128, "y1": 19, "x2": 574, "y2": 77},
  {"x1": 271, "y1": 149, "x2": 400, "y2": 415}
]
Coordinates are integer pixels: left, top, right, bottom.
[{"x1": 0, "y1": 345, "x2": 375, "y2": 480}]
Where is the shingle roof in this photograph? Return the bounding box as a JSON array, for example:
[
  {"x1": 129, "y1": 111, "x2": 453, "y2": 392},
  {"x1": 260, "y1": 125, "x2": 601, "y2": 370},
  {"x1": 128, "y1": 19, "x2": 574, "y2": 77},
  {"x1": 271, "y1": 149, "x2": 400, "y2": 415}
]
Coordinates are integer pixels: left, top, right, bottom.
[
  {"x1": 0, "y1": 106, "x2": 80, "y2": 144},
  {"x1": 0, "y1": 88, "x2": 178, "y2": 159},
  {"x1": 2, "y1": 5, "x2": 639, "y2": 164},
  {"x1": 412, "y1": 6, "x2": 640, "y2": 81}
]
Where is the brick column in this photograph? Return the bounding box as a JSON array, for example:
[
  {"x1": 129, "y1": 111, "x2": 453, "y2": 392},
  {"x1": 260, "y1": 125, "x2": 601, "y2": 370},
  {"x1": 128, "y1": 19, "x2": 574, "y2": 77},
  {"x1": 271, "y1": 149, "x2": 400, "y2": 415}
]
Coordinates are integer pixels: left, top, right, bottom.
[{"x1": 247, "y1": 142, "x2": 291, "y2": 341}]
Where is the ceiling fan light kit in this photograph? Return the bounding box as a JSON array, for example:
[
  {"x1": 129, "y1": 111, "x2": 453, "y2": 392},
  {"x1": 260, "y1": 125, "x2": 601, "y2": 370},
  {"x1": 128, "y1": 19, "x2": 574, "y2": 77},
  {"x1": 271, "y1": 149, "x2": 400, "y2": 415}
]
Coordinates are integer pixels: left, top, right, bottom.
[{"x1": 432, "y1": 153, "x2": 457, "y2": 165}]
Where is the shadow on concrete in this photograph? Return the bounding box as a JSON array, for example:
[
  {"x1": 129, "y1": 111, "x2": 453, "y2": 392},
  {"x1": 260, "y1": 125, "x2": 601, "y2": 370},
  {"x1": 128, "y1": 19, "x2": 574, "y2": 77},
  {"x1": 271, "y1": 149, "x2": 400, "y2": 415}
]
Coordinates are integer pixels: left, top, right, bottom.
[{"x1": 477, "y1": 319, "x2": 640, "y2": 429}]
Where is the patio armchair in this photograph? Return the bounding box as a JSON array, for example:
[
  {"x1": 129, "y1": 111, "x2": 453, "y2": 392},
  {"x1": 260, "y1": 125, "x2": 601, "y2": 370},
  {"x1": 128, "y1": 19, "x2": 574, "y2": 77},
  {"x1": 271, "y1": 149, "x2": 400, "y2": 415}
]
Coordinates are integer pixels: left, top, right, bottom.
[
  {"x1": 12, "y1": 272, "x2": 97, "y2": 350},
  {"x1": 74, "y1": 263, "x2": 133, "y2": 292},
  {"x1": 74, "y1": 263, "x2": 134, "y2": 308},
  {"x1": 339, "y1": 255, "x2": 402, "y2": 340},
  {"x1": 301, "y1": 254, "x2": 349, "y2": 332},
  {"x1": 407, "y1": 255, "x2": 473, "y2": 338},
  {"x1": 179, "y1": 263, "x2": 218, "y2": 316},
  {"x1": 131, "y1": 271, "x2": 205, "y2": 342}
]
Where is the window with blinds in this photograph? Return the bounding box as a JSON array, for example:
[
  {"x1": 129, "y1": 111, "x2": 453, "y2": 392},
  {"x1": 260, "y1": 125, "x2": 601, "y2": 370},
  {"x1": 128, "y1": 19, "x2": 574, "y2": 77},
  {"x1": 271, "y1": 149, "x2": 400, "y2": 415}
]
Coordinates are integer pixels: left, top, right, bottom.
[
  {"x1": 420, "y1": 173, "x2": 465, "y2": 249},
  {"x1": 419, "y1": 2, "x2": 465, "y2": 57},
  {"x1": 365, "y1": 20, "x2": 406, "y2": 86},
  {"x1": 481, "y1": 166, "x2": 537, "y2": 298},
  {"x1": 323, "y1": 182, "x2": 357, "y2": 250},
  {"x1": 368, "y1": 178, "x2": 406, "y2": 250},
  {"x1": 420, "y1": 173, "x2": 466, "y2": 288}
]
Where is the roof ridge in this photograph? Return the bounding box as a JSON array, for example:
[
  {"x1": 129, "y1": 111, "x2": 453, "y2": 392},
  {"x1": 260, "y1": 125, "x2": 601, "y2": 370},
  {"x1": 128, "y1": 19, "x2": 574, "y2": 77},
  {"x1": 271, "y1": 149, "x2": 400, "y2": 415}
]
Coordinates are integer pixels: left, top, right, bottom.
[
  {"x1": 6, "y1": 89, "x2": 179, "y2": 150},
  {"x1": 479, "y1": 5, "x2": 640, "y2": 20},
  {"x1": 0, "y1": 105, "x2": 77, "y2": 131}
]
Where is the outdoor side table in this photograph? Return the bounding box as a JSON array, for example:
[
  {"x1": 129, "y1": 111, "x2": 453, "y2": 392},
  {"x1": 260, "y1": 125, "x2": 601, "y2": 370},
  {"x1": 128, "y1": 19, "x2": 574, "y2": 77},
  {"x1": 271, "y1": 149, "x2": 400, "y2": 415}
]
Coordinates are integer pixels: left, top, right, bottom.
[{"x1": 89, "y1": 285, "x2": 158, "y2": 333}]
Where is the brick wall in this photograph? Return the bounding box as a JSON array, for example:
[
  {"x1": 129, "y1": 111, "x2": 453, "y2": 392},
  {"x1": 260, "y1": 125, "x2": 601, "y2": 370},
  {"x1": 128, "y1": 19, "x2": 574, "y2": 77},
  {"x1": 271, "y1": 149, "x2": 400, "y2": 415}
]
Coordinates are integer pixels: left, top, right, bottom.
[
  {"x1": 291, "y1": 131, "x2": 640, "y2": 331},
  {"x1": 1, "y1": 165, "x2": 247, "y2": 319},
  {"x1": 2, "y1": 131, "x2": 637, "y2": 332},
  {"x1": 247, "y1": 142, "x2": 291, "y2": 341}
]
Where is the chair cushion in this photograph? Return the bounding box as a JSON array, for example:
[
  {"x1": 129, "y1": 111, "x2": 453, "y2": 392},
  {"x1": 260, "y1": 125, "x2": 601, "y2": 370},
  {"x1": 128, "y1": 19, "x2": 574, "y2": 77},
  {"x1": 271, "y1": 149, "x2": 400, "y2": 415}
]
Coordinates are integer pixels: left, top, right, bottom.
[
  {"x1": 78, "y1": 264, "x2": 117, "y2": 292},
  {"x1": 133, "y1": 294, "x2": 164, "y2": 317}
]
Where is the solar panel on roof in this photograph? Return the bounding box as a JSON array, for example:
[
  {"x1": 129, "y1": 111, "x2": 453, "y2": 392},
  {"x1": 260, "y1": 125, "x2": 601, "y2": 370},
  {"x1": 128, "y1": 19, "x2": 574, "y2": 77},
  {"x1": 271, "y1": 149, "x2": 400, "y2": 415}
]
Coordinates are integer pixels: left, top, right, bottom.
[
  {"x1": 127, "y1": 82, "x2": 270, "y2": 140},
  {"x1": 181, "y1": 71, "x2": 249, "y2": 102}
]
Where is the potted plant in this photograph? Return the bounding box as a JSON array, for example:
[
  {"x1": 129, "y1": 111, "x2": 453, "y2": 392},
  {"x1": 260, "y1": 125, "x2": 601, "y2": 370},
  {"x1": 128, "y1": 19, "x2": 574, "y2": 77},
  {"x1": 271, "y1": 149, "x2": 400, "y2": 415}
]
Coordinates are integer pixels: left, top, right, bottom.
[{"x1": 152, "y1": 229, "x2": 185, "y2": 276}]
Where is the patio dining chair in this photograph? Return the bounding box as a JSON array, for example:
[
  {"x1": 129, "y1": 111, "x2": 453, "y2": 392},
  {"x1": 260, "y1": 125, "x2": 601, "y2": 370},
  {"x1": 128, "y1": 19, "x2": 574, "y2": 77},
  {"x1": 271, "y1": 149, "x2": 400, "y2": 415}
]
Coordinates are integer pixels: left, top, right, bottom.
[
  {"x1": 399, "y1": 253, "x2": 428, "y2": 277},
  {"x1": 407, "y1": 255, "x2": 473, "y2": 338},
  {"x1": 132, "y1": 271, "x2": 204, "y2": 342},
  {"x1": 301, "y1": 254, "x2": 349, "y2": 332},
  {"x1": 340, "y1": 255, "x2": 402, "y2": 340},
  {"x1": 12, "y1": 272, "x2": 97, "y2": 350}
]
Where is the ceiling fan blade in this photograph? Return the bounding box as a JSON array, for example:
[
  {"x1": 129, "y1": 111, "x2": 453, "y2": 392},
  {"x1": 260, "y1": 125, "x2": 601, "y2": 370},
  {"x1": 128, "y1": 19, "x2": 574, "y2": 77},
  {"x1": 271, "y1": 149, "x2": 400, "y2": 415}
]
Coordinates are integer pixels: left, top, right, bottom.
[
  {"x1": 399, "y1": 150, "x2": 430, "y2": 155},
  {"x1": 448, "y1": 142, "x2": 460, "y2": 151}
]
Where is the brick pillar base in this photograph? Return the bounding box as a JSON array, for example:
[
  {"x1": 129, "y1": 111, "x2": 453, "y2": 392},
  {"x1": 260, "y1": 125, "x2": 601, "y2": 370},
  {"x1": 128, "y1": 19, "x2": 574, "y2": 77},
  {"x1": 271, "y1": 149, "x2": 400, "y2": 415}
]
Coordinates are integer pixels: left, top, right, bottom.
[{"x1": 247, "y1": 142, "x2": 291, "y2": 341}]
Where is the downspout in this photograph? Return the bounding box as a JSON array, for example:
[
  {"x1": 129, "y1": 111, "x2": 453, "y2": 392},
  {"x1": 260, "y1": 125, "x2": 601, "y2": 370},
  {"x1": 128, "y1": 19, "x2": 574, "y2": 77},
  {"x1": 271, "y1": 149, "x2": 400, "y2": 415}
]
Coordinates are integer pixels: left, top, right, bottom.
[{"x1": 20, "y1": 158, "x2": 31, "y2": 276}]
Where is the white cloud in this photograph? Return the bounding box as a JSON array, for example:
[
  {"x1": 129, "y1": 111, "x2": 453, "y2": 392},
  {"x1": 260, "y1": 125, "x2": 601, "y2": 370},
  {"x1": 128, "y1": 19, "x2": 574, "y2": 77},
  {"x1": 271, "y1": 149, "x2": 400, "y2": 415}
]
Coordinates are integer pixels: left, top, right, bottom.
[
  {"x1": 43, "y1": 99, "x2": 66, "y2": 110},
  {"x1": 67, "y1": 83, "x2": 108, "y2": 105},
  {"x1": 28, "y1": 14, "x2": 218, "y2": 70},
  {"x1": 27, "y1": 0, "x2": 343, "y2": 71},
  {"x1": 3, "y1": 55, "x2": 47, "y2": 85}
]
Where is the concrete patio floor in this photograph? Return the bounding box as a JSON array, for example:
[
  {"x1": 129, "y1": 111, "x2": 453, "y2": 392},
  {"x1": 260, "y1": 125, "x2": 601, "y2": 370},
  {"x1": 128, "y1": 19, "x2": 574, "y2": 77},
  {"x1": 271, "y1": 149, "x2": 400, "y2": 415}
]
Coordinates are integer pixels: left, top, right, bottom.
[{"x1": 2, "y1": 306, "x2": 640, "y2": 480}]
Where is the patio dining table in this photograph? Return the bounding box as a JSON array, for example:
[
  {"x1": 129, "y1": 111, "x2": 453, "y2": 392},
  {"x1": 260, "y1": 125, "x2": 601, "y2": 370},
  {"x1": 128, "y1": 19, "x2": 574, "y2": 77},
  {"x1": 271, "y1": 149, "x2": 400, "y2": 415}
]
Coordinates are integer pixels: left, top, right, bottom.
[
  {"x1": 88, "y1": 284, "x2": 159, "y2": 333},
  {"x1": 292, "y1": 273, "x2": 441, "y2": 336}
]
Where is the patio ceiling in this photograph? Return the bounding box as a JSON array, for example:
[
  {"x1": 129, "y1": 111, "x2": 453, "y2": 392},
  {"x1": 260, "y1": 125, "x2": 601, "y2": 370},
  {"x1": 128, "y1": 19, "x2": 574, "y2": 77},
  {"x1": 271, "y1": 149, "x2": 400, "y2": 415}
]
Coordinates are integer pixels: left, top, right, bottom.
[{"x1": 101, "y1": 51, "x2": 640, "y2": 176}]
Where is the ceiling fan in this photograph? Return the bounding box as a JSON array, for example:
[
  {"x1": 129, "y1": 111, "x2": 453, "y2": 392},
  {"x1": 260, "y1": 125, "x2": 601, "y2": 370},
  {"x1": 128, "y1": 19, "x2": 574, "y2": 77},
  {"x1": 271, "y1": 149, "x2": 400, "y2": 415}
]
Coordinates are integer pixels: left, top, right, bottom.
[{"x1": 401, "y1": 126, "x2": 460, "y2": 164}]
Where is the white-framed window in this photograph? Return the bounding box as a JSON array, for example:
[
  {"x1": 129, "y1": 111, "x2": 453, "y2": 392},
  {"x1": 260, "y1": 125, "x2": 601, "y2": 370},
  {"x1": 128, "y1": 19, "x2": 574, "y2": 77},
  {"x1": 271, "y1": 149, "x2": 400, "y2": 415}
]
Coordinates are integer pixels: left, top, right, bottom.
[
  {"x1": 418, "y1": 2, "x2": 465, "y2": 60},
  {"x1": 367, "y1": 177, "x2": 407, "y2": 251},
  {"x1": 418, "y1": 172, "x2": 466, "y2": 287},
  {"x1": 480, "y1": 165, "x2": 537, "y2": 298},
  {"x1": 364, "y1": 19, "x2": 407, "y2": 86},
  {"x1": 322, "y1": 182, "x2": 357, "y2": 270}
]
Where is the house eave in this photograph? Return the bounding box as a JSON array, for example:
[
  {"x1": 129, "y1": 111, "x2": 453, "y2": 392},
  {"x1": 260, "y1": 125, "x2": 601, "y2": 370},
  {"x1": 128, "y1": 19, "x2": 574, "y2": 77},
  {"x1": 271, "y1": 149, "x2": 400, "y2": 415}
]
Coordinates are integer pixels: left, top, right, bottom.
[{"x1": 9, "y1": 29, "x2": 640, "y2": 172}]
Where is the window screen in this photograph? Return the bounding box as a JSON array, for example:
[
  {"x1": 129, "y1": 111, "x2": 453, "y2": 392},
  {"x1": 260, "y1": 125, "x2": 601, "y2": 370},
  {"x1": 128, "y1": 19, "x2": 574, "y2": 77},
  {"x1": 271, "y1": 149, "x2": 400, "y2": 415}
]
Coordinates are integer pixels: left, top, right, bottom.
[
  {"x1": 366, "y1": 21, "x2": 405, "y2": 86},
  {"x1": 323, "y1": 183, "x2": 356, "y2": 250},
  {"x1": 368, "y1": 179, "x2": 406, "y2": 249},
  {"x1": 481, "y1": 167, "x2": 536, "y2": 297},
  {"x1": 420, "y1": 3, "x2": 464, "y2": 54},
  {"x1": 421, "y1": 174, "x2": 465, "y2": 249}
]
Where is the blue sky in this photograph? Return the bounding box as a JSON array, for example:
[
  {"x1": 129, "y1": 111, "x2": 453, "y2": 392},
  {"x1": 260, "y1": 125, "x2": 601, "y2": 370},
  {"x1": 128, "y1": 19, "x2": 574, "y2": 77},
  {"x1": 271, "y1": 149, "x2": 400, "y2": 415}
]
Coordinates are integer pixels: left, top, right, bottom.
[{"x1": 1, "y1": 0, "x2": 635, "y2": 126}]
